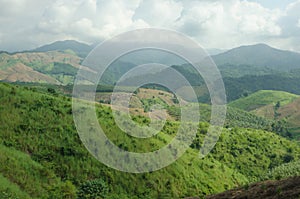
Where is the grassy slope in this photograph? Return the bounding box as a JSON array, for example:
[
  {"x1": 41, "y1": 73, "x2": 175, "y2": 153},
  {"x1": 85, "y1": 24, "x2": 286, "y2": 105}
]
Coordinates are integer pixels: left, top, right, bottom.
[
  {"x1": 0, "y1": 143, "x2": 67, "y2": 199},
  {"x1": 0, "y1": 83, "x2": 299, "y2": 198},
  {"x1": 0, "y1": 173, "x2": 30, "y2": 199},
  {"x1": 229, "y1": 90, "x2": 299, "y2": 111}
]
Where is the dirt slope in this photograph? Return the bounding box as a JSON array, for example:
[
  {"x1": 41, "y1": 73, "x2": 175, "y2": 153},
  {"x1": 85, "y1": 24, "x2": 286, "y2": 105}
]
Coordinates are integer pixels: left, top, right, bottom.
[{"x1": 205, "y1": 176, "x2": 300, "y2": 199}]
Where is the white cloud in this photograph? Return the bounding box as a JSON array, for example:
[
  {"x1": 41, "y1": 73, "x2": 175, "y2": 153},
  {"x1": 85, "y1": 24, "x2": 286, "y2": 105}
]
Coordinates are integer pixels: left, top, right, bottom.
[
  {"x1": 279, "y1": 0, "x2": 300, "y2": 36},
  {"x1": 0, "y1": 0, "x2": 145, "y2": 51},
  {"x1": 0, "y1": 0, "x2": 53, "y2": 51},
  {"x1": 269, "y1": 0, "x2": 300, "y2": 51},
  {"x1": 174, "y1": 0, "x2": 281, "y2": 48},
  {"x1": 37, "y1": 0, "x2": 149, "y2": 43},
  {"x1": 0, "y1": 0, "x2": 300, "y2": 52},
  {"x1": 133, "y1": 0, "x2": 183, "y2": 27}
]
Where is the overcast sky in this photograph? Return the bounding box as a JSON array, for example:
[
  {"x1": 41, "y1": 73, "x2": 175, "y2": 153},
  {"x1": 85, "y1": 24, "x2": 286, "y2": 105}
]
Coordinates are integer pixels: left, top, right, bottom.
[{"x1": 1, "y1": 0, "x2": 300, "y2": 52}]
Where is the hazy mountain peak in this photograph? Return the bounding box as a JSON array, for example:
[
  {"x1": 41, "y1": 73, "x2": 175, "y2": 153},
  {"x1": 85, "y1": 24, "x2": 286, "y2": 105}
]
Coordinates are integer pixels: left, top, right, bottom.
[
  {"x1": 212, "y1": 43, "x2": 300, "y2": 71},
  {"x1": 32, "y1": 40, "x2": 92, "y2": 57}
]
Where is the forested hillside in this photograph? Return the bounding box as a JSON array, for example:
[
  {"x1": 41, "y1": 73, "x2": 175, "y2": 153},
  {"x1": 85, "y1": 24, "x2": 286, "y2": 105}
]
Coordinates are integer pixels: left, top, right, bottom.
[{"x1": 0, "y1": 83, "x2": 299, "y2": 198}]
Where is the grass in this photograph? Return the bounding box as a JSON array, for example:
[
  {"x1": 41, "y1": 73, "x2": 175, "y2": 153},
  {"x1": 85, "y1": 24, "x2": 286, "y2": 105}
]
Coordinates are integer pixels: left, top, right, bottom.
[
  {"x1": 0, "y1": 174, "x2": 30, "y2": 199},
  {"x1": 0, "y1": 143, "x2": 66, "y2": 198}
]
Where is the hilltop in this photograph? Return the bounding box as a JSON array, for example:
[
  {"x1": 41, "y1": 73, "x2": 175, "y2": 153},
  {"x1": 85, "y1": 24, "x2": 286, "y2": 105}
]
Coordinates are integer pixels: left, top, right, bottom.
[
  {"x1": 31, "y1": 40, "x2": 93, "y2": 58},
  {"x1": 229, "y1": 90, "x2": 299, "y2": 111},
  {"x1": 228, "y1": 90, "x2": 300, "y2": 138}
]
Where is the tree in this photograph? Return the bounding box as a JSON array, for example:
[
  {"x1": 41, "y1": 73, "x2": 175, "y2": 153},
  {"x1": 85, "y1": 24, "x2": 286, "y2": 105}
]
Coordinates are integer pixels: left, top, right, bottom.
[{"x1": 47, "y1": 88, "x2": 56, "y2": 94}]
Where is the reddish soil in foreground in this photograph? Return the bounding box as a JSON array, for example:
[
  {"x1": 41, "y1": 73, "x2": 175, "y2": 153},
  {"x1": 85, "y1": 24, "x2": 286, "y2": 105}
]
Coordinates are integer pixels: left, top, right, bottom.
[{"x1": 187, "y1": 176, "x2": 300, "y2": 199}]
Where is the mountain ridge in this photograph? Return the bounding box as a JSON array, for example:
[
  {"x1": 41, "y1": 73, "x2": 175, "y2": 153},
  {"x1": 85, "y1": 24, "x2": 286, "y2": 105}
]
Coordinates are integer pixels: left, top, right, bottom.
[
  {"x1": 212, "y1": 43, "x2": 300, "y2": 71},
  {"x1": 32, "y1": 40, "x2": 93, "y2": 58}
]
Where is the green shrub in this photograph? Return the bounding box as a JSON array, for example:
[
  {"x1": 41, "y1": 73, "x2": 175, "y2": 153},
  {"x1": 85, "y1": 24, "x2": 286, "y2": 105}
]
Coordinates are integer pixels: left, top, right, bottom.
[{"x1": 77, "y1": 179, "x2": 109, "y2": 199}]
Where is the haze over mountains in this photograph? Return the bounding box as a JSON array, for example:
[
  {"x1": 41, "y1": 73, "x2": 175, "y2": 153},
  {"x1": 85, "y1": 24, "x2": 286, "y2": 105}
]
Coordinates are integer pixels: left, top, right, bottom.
[
  {"x1": 213, "y1": 43, "x2": 300, "y2": 71},
  {"x1": 32, "y1": 40, "x2": 92, "y2": 58},
  {"x1": 2, "y1": 40, "x2": 299, "y2": 70},
  {"x1": 1, "y1": 40, "x2": 300, "y2": 101},
  {"x1": 29, "y1": 40, "x2": 300, "y2": 70},
  {"x1": 1, "y1": 39, "x2": 300, "y2": 71}
]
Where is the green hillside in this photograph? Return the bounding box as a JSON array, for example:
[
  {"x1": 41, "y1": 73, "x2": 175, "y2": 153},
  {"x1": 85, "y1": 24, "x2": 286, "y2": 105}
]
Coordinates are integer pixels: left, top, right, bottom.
[
  {"x1": 229, "y1": 90, "x2": 299, "y2": 111},
  {"x1": 0, "y1": 83, "x2": 300, "y2": 198}
]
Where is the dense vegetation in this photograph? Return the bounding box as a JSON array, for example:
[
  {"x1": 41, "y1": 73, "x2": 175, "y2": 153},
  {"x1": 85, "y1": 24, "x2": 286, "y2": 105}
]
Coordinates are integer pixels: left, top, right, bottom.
[{"x1": 0, "y1": 83, "x2": 300, "y2": 198}]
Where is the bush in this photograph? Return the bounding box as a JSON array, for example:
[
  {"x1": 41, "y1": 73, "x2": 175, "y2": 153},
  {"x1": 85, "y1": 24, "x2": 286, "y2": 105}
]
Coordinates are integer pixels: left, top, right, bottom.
[{"x1": 77, "y1": 179, "x2": 109, "y2": 199}]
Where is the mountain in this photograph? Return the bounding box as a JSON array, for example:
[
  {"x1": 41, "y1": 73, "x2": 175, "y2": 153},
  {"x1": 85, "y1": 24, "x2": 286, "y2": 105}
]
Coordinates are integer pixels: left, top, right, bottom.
[
  {"x1": 212, "y1": 44, "x2": 300, "y2": 71},
  {"x1": 32, "y1": 40, "x2": 93, "y2": 58},
  {"x1": 206, "y1": 48, "x2": 227, "y2": 56},
  {"x1": 118, "y1": 49, "x2": 186, "y2": 66}
]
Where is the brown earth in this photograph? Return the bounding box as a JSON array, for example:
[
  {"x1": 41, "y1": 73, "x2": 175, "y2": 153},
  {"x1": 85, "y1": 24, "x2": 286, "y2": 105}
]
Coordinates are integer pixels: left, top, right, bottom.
[
  {"x1": 252, "y1": 97, "x2": 300, "y2": 137},
  {"x1": 203, "y1": 176, "x2": 300, "y2": 199},
  {"x1": 96, "y1": 88, "x2": 186, "y2": 120},
  {"x1": 0, "y1": 63, "x2": 58, "y2": 84},
  {"x1": 11, "y1": 51, "x2": 82, "y2": 68},
  {"x1": 0, "y1": 51, "x2": 95, "y2": 84}
]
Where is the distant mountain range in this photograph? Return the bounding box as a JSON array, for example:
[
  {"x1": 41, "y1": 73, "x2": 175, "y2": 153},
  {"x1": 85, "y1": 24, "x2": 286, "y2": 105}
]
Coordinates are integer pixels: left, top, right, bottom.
[
  {"x1": 28, "y1": 40, "x2": 226, "y2": 64},
  {"x1": 2, "y1": 40, "x2": 300, "y2": 102},
  {"x1": 28, "y1": 40, "x2": 300, "y2": 71}
]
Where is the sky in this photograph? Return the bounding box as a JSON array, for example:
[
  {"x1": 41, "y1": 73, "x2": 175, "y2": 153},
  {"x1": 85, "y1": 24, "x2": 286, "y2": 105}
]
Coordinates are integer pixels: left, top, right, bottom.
[{"x1": 0, "y1": 0, "x2": 300, "y2": 52}]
